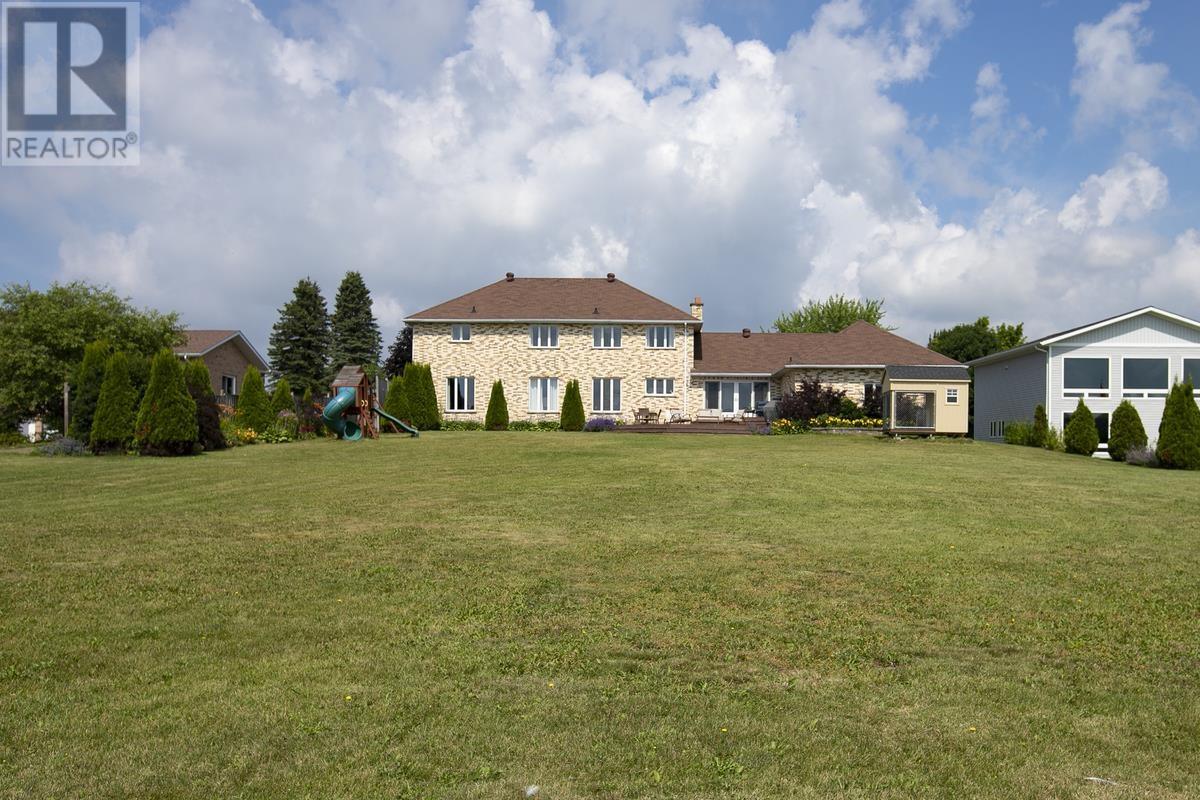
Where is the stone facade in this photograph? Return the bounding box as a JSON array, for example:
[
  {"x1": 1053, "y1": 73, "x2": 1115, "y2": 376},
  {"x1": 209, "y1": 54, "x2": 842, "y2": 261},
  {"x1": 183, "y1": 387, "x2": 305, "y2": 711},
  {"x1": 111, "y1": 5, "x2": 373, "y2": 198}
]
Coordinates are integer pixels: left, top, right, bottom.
[
  {"x1": 412, "y1": 322, "x2": 696, "y2": 422},
  {"x1": 192, "y1": 340, "x2": 258, "y2": 397},
  {"x1": 777, "y1": 368, "x2": 884, "y2": 403}
]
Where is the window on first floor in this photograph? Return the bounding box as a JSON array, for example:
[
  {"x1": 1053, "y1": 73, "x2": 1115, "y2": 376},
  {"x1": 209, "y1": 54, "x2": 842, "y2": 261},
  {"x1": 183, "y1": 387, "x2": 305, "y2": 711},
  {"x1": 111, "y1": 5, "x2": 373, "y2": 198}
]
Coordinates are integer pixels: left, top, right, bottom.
[
  {"x1": 593, "y1": 325, "x2": 622, "y2": 348},
  {"x1": 989, "y1": 420, "x2": 1006, "y2": 438},
  {"x1": 645, "y1": 325, "x2": 674, "y2": 348},
  {"x1": 1182, "y1": 359, "x2": 1200, "y2": 389},
  {"x1": 451, "y1": 323, "x2": 471, "y2": 342},
  {"x1": 946, "y1": 387, "x2": 959, "y2": 404},
  {"x1": 529, "y1": 377, "x2": 558, "y2": 412},
  {"x1": 592, "y1": 378, "x2": 621, "y2": 412},
  {"x1": 1063, "y1": 411, "x2": 1109, "y2": 444},
  {"x1": 645, "y1": 377, "x2": 674, "y2": 396},
  {"x1": 1064, "y1": 357, "x2": 1109, "y2": 391},
  {"x1": 529, "y1": 324, "x2": 559, "y2": 348},
  {"x1": 447, "y1": 376, "x2": 475, "y2": 411},
  {"x1": 220, "y1": 374, "x2": 236, "y2": 396},
  {"x1": 893, "y1": 391, "x2": 935, "y2": 429},
  {"x1": 1123, "y1": 357, "x2": 1168, "y2": 393},
  {"x1": 703, "y1": 380, "x2": 769, "y2": 412}
]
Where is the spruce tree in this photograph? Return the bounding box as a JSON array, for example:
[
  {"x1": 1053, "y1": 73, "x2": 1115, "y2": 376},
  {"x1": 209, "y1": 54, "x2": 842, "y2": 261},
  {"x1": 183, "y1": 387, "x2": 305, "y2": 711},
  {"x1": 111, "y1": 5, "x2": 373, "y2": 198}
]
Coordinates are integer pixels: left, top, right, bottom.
[
  {"x1": 135, "y1": 351, "x2": 198, "y2": 456},
  {"x1": 1063, "y1": 398, "x2": 1100, "y2": 456},
  {"x1": 236, "y1": 365, "x2": 275, "y2": 434},
  {"x1": 183, "y1": 360, "x2": 226, "y2": 452},
  {"x1": 268, "y1": 278, "x2": 330, "y2": 396},
  {"x1": 404, "y1": 363, "x2": 441, "y2": 430},
  {"x1": 90, "y1": 352, "x2": 137, "y2": 454},
  {"x1": 1031, "y1": 404, "x2": 1049, "y2": 449},
  {"x1": 329, "y1": 271, "x2": 382, "y2": 376},
  {"x1": 384, "y1": 326, "x2": 413, "y2": 378},
  {"x1": 270, "y1": 376, "x2": 295, "y2": 415},
  {"x1": 1156, "y1": 380, "x2": 1200, "y2": 470},
  {"x1": 560, "y1": 379, "x2": 585, "y2": 431},
  {"x1": 1108, "y1": 400, "x2": 1147, "y2": 462},
  {"x1": 69, "y1": 340, "x2": 110, "y2": 442},
  {"x1": 382, "y1": 372, "x2": 409, "y2": 426},
  {"x1": 485, "y1": 380, "x2": 509, "y2": 430}
]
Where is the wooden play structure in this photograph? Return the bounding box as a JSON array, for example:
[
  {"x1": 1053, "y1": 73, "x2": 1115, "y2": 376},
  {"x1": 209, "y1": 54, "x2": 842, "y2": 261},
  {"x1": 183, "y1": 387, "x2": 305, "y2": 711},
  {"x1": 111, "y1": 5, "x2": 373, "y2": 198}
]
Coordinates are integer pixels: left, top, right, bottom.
[{"x1": 322, "y1": 365, "x2": 419, "y2": 440}]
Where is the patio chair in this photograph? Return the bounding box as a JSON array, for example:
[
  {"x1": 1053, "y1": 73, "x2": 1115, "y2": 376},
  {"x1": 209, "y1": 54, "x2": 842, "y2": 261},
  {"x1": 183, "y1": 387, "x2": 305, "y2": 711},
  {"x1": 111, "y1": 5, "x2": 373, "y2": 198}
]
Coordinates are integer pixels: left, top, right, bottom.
[{"x1": 634, "y1": 407, "x2": 653, "y2": 424}]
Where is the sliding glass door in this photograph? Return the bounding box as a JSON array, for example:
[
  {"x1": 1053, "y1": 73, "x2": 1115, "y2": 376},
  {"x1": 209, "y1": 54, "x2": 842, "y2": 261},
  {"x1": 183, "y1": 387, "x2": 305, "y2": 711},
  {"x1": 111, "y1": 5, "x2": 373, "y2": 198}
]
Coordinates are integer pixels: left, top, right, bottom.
[{"x1": 704, "y1": 381, "x2": 769, "y2": 412}]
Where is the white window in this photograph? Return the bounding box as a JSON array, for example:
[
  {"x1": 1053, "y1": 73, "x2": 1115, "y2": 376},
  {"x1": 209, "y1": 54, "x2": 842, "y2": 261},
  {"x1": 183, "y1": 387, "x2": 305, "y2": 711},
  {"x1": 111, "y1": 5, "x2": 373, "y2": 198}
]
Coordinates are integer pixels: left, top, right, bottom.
[
  {"x1": 592, "y1": 378, "x2": 621, "y2": 412},
  {"x1": 1122, "y1": 357, "x2": 1168, "y2": 397},
  {"x1": 645, "y1": 326, "x2": 674, "y2": 348},
  {"x1": 220, "y1": 375, "x2": 236, "y2": 396},
  {"x1": 447, "y1": 376, "x2": 475, "y2": 411},
  {"x1": 451, "y1": 324, "x2": 471, "y2": 342},
  {"x1": 989, "y1": 420, "x2": 1006, "y2": 438},
  {"x1": 593, "y1": 325, "x2": 622, "y2": 348},
  {"x1": 946, "y1": 387, "x2": 959, "y2": 404},
  {"x1": 1063, "y1": 357, "x2": 1109, "y2": 395},
  {"x1": 645, "y1": 377, "x2": 674, "y2": 396},
  {"x1": 529, "y1": 324, "x2": 559, "y2": 348},
  {"x1": 529, "y1": 377, "x2": 558, "y2": 412}
]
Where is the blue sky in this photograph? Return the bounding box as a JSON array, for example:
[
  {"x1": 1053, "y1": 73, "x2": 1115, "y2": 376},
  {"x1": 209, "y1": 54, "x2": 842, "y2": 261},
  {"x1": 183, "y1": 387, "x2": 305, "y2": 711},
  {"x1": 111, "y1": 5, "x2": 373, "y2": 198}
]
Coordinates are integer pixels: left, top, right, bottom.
[{"x1": 3, "y1": 0, "x2": 1199, "y2": 348}]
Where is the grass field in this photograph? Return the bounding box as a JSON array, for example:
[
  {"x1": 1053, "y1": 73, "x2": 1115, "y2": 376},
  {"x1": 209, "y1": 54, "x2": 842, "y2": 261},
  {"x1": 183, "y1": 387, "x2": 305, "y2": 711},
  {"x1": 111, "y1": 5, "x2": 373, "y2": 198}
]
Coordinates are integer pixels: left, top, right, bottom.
[{"x1": 1, "y1": 433, "x2": 1198, "y2": 799}]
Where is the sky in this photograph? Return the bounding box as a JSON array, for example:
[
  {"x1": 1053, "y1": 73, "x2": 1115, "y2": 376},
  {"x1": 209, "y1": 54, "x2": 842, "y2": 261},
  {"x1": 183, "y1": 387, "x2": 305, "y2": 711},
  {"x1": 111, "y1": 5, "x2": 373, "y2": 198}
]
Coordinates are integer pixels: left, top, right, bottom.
[{"x1": 3, "y1": 0, "x2": 1200, "y2": 353}]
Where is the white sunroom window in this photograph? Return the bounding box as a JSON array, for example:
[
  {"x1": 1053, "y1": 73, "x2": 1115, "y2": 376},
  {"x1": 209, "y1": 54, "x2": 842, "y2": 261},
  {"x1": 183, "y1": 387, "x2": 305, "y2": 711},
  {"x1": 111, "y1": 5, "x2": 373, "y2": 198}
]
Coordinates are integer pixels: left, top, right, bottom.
[
  {"x1": 593, "y1": 378, "x2": 621, "y2": 412},
  {"x1": 447, "y1": 376, "x2": 475, "y2": 411},
  {"x1": 645, "y1": 326, "x2": 674, "y2": 348},
  {"x1": 593, "y1": 325, "x2": 622, "y2": 348},
  {"x1": 529, "y1": 324, "x2": 559, "y2": 348},
  {"x1": 645, "y1": 377, "x2": 674, "y2": 396},
  {"x1": 529, "y1": 377, "x2": 559, "y2": 412}
]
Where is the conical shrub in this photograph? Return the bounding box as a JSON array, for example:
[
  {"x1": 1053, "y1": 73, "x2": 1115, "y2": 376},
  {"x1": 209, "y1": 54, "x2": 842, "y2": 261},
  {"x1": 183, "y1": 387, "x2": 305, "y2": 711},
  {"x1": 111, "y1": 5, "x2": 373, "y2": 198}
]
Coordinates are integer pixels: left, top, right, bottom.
[
  {"x1": 270, "y1": 376, "x2": 295, "y2": 415},
  {"x1": 183, "y1": 360, "x2": 226, "y2": 452},
  {"x1": 1108, "y1": 400, "x2": 1147, "y2": 462},
  {"x1": 405, "y1": 363, "x2": 441, "y2": 430},
  {"x1": 135, "y1": 351, "x2": 198, "y2": 456},
  {"x1": 485, "y1": 380, "x2": 509, "y2": 430},
  {"x1": 1031, "y1": 404, "x2": 1049, "y2": 449},
  {"x1": 236, "y1": 365, "x2": 274, "y2": 433},
  {"x1": 382, "y1": 371, "x2": 409, "y2": 427},
  {"x1": 70, "y1": 340, "x2": 110, "y2": 443},
  {"x1": 560, "y1": 379, "x2": 585, "y2": 431},
  {"x1": 1156, "y1": 380, "x2": 1200, "y2": 469},
  {"x1": 90, "y1": 352, "x2": 137, "y2": 454},
  {"x1": 1063, "y1": 398, "x2": 1099, "y2": 456}
]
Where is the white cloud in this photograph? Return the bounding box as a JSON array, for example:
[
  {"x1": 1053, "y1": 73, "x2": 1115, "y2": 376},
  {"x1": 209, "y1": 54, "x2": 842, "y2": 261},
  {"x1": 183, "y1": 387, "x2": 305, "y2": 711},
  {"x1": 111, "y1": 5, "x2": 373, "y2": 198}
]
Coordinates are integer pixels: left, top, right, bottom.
[
  {"x1": 0, "y1": 0, "x2": 1192, "y2": 353},
  {"x1": 1071, "y1": 1, "x2": 1199, "y2": 145}
]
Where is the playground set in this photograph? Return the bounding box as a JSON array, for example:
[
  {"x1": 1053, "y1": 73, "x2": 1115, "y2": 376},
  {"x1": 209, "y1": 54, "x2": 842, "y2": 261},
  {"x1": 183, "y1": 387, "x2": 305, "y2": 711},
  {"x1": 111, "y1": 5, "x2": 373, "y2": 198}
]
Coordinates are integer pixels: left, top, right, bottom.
[{"x1": 321, "y1": 365, "x2": 418, "y2": 440}]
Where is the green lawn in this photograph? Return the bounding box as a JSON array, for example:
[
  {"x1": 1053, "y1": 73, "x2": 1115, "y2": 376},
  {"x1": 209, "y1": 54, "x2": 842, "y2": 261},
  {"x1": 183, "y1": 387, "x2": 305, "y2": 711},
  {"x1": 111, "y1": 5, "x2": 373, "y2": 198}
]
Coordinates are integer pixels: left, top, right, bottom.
[{"x1": 1, "y1": 433, "x2": 1198, "y2": 799}]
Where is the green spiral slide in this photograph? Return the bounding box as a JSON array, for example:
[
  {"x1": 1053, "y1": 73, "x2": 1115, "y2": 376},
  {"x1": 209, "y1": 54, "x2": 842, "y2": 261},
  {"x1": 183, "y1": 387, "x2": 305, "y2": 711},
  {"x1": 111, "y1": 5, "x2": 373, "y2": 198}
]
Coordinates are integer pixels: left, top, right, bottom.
[{"x1": 320, "y1": 386, "x2": 419, "y2": 439}]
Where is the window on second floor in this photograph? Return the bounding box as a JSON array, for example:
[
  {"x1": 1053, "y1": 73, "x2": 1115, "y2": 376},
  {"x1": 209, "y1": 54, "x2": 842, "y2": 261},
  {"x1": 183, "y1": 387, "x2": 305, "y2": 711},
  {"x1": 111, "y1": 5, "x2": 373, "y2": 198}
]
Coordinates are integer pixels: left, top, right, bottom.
[
  {"x1": 593, "y1": 325, "x2": 622, "y2": 348},
  {"x1": 1122, "y1": 358, "x2": 1168, "y2": 395},
  {"x1": 1186, "y1": 359, "x2": 1200, "y2": 391},
  {"x1": 645, "y1": 326, "x2": 674, "y2": 348},
  {"x1": 1064, "y1": 357, "x2": 1109, "y2": 392},
  {"x1": 529, "y1": 324, "x2": 559, "y2": 348},
  {"x1": 451, "y1": 324, "x2": 471, "y2": 342}
]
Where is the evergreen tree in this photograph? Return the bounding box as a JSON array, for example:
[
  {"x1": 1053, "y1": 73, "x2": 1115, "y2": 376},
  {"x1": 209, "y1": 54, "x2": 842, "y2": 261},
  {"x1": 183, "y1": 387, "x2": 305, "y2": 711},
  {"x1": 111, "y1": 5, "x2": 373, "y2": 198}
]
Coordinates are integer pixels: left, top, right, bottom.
[
  {"x1": 485, "y1": 380, "x2": 509, "y2": 430},
  {"x1": 329, "y1": 271, "x2": 382, "y2": 376},
  {"x1": 299, "y1": 386, "x2": 319, "y2": 435},
  {"x1": 183, "y1": 359, "x2": 226, "y2": 452},
  {"x1": 90, "y1": 352, "x2": 137, "y2": 454},
  {"x1": 1156, "y1": 380, "x2": 1200, "y2": 470},
  {"x1": 268, "y1": 278, "x2": 330, "y2": 396},
  {"x1": 404, "y1": 363, "x2": 441, "y2": 430},
  {"x1": 69, "y1": 340, "x2": 110, "y2": 442},
  {"x1": 384, "y1": 326, "x2": 413, "y2": 378},
  {"x1": 1108, "y1": 400, "x2": 1147, "y2": 462},
  {"x1": 127, "y1": 353, "x2": 151, "y2": 406},
  {"x1": 236, "y1": 365, "x2": 275, "y2": 434},
  {"x1": 560, "y1": 379, "x2": 585, "y2": 431},
  {"x1": 1031, "y1": 404, "x2": 1049, "y2": 449},
  {"x1": 135, "y1": 351, "x2": 198, "y2": 456},
  {"x1": 270, "y1": 376, "x2": 295, "y2": 415},
  {"x1": 382, "y1": 372, "x2": 409, "y2": 426},
  {"x1": 1063, "y1": 399, "x2": 1100, "y2": 456}
]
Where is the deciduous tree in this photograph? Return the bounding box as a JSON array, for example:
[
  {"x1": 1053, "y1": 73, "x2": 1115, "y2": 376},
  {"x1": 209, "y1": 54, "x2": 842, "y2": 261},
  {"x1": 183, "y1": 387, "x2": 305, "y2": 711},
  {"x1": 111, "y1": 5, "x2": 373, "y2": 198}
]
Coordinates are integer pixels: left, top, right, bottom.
[{"x1": 773, "y1": 295, "x2": 891, "y2": 333}]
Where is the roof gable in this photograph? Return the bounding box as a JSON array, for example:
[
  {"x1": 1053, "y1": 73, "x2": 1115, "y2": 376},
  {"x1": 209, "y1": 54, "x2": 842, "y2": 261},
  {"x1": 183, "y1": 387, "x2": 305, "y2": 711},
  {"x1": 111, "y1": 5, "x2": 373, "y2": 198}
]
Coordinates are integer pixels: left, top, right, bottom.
[
  {"x1": 406, "y1": 276, "x2": 697, "y2": 323},
  {"x1": 174, "y1": 330, "x2": 269, "y2": 371}
]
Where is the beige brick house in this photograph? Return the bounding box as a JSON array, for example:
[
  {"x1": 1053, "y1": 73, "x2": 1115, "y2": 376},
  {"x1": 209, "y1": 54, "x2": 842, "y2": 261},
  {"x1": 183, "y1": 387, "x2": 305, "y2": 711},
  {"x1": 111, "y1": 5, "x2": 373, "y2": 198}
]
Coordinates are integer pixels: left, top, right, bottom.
[
  {"x1": 406, "y1": 273, "x2": 962, "y2": 423},
  {"x1": 173, "y1": 330, "x2": 269, "y2": 399}
]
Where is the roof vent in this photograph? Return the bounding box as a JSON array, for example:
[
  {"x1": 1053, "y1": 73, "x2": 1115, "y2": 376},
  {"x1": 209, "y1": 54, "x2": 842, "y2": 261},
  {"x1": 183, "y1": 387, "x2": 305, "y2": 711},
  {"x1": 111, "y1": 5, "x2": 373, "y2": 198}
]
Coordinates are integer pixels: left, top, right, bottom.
[
  {"x1": 606, "y1": 272, "x2": 615, "y2": 282},
  {"x1": 505, "y1": 272, "x2": 515, "y2": 282},
  {"x1": 593, "y1": 306, "x2": 599, "y2": 314},
  {"x1": 742, "y1": 328, "x2": 751, "y2": 338}
]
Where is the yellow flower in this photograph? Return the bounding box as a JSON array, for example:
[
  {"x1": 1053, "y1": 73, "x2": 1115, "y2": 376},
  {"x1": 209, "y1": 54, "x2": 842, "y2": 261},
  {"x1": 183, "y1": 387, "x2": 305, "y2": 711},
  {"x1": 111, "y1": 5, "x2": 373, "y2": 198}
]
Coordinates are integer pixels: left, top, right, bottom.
[{"x1": 344, "y1": 694, "x2": 352, "y2": 701}]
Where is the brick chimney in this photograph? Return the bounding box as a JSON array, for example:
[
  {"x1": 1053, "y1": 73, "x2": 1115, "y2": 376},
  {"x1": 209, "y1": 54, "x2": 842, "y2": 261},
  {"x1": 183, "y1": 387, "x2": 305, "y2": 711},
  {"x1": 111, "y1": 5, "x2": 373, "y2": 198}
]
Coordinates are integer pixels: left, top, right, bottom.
[{"x1": 690, "y1": 296, "x2": 703, "y2": 322}]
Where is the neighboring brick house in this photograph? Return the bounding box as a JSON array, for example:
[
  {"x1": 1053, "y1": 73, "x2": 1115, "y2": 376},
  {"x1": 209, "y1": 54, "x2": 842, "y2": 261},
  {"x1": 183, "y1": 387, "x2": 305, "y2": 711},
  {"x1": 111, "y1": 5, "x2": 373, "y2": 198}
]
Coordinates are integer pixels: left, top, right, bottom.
[
  {"x1": 173, "y1": 330, "x2": 269, "y2": 399},
  {"x1": 406, "y1": 273, "x2": 962, "y2": 423}
]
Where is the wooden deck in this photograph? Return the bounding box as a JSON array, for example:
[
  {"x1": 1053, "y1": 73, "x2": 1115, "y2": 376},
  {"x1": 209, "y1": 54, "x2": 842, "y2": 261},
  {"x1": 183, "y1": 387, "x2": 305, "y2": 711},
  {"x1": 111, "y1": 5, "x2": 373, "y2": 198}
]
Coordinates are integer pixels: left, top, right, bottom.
[{"x1": 613, "y1": 419, "x2": 769, "y2": 435}]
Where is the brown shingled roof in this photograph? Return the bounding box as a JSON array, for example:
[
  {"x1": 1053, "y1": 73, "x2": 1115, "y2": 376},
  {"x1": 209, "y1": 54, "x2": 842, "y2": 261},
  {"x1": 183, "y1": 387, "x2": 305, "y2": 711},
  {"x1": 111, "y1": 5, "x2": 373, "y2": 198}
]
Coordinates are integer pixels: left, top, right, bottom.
[
  {"x1": 173, "y1": 330, "x2": 240, "y2": 355},
  {"x1": 694, "y1": 321, "x2": 961, "y2": 374},
  {"x1": 406, "y1": 276, "x2": 697, "y2": 322}
]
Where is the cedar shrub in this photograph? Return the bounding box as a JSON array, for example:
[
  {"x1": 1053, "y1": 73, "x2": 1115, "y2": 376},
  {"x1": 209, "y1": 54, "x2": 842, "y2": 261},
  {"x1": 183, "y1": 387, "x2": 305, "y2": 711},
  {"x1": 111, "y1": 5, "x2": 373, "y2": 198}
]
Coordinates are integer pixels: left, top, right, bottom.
[
  {"x1": 183, "y1": 360, "x2": 226, "y2": 452},
  {"x1": 560, "y1": 379, "x2": 585, "y2": 431},
  {"x1": 1107, "y1": 400, "x2": 1147, "y2": 462},
  {"x1": 485, "y1": 380, "x2": 509, "y2": 430},
  {"x1": 271, "y1": 376, "x2": 295, "y2": 415},
  {"x1": 90, "y1": 352, "x2": 137, "y2": 454},
  {"x1": 404, "y1": 363, "x2": 441, "y2": 430},
  {"x1": 69, "y1": 340, "x2": 110, "y2": 443},
  {"x1": 236, "y1": 366, "x2": 274, "y2": 433},
  {"x1": 135, "y1": 350, "x2": 198, "y2": 456},
  {"x1": 382, "y1": 372, "x2": 409, "y2": 426},
  {"x1": 1063, "y1": 398, "x2": 1099, "y2": 456},
  {"x1": 1156, "y1": 380, "x2": 1200, "y2": 470},
  {"x1": 1031, "y1": 404, "x2": 1049, "y2": 449}
]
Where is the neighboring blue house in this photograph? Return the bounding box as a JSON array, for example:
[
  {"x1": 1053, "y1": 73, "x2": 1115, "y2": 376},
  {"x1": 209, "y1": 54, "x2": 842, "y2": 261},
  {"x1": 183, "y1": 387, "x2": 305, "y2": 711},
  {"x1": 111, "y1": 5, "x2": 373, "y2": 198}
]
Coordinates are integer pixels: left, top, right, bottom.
[{"x1": 969, "y1": 307, "x2": 1200, "y2": 450}]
